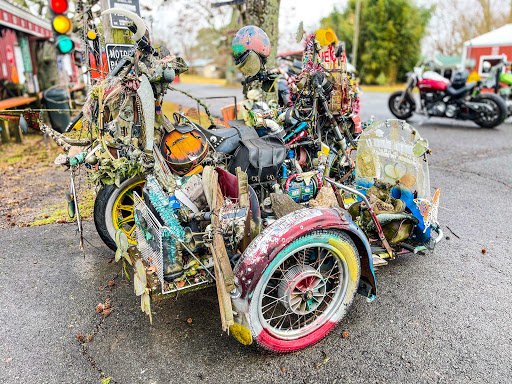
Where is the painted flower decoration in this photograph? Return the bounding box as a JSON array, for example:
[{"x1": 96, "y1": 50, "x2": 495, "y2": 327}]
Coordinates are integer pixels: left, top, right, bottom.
[{"x1": 383, "y1": 162, "x2": 417, "y2": 187}]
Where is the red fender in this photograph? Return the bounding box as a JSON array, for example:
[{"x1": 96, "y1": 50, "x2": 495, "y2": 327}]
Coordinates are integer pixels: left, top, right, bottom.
[{"x1": 233, "y1": 207, "x2": 376, "y2": 300}]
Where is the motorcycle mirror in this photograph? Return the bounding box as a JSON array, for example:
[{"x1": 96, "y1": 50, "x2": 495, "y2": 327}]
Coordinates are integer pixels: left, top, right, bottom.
[
  {"x1": 101, "y1": 8, "x2": 146, "y2": 42},
  {"x1": 296, "y1": 21, "x2": 304, "y2": 43}
]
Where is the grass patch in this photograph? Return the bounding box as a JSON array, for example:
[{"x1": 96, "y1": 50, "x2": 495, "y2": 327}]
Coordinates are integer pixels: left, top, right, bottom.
[
  {"x1": 30, "y1": 185, "x2": 95, "y2": 226},
  {"x1": 179, "y1": 74, "x2": 228, "y2": 86},
  {"x1": 0, "y1": 133, "x2": 61, "y2": 171}
]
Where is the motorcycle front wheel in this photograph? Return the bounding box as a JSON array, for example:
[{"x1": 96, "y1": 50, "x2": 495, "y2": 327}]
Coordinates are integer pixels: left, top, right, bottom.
[
  {"x1": 473, "y1": 93, "x2": 507, "y2": 128},
  {"x1": 94, "y1": 176, "x2": 145, "y2": 251},
  {"x1": 388, "y1": 91, "x2": 414, "y2": 120},
  {"x1": 248, "y1": 230, "x2": 360, "y2": 353}
]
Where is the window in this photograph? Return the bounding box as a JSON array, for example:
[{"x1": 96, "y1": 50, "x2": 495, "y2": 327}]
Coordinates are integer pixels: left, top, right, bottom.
[{"x1": 479, "y1": 54, "x2": 508, "y2": 76}]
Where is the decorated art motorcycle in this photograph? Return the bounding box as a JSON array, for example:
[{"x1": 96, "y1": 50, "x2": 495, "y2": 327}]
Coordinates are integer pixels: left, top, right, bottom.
[
  {"x1": 44, "y1": 10, "x2": 443, "y2": 353},
  {"x1": 388, "y1": 59, "x2": 507, "y2": 128},
  {"x1": 480, "y1": 58, "x2": 512, "y2": 118}
]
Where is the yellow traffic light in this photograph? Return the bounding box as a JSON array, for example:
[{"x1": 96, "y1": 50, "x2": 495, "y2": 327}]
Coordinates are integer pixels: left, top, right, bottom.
[{"x1": 53, "y1": 15, "x2": 72, "y2": 34}]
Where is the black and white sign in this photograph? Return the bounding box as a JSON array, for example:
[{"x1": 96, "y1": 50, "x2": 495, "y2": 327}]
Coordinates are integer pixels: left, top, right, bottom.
[
  {"x1": 108, "y1": 0, "x2": 141, "y2": 29},
  {"x1": 105, "y1": 44, "x2": 133, "y2": 71}
]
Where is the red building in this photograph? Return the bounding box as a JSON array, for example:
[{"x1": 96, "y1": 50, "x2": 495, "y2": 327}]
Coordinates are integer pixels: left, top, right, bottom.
[
  {"x1": 462, "y1": 24, "x2": 512, "y2": 76},
  {"x1": 0, "y1": 0, "x2": 52, "y2": 94}
]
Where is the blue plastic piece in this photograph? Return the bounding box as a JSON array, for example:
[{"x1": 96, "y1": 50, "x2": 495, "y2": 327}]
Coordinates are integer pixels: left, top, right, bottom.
[
  {"x1": 168, "y1": 195, "x2": 181, "y2": 209},
  {"x1": 280, "y1": 163, "x2": 288, "y2": 178},
  {"x1": 284, "y1": 121, "x2": 308, "y2": 141}
]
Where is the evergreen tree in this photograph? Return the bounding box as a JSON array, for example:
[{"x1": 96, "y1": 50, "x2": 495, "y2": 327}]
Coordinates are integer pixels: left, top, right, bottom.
[{"x1": 322, "y1": 0, "x2": 432, "y2": 84}]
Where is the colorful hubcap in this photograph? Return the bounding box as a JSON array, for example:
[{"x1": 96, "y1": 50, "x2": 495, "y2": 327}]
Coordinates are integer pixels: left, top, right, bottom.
[{"x1": 112, "y1": 180, "x2": 145, "y2": 245}]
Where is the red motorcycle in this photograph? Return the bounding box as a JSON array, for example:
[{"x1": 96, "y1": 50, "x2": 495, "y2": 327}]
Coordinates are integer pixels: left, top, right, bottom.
[{"x1": 388, "y1": 60, "x2": 507, "y2": 128}]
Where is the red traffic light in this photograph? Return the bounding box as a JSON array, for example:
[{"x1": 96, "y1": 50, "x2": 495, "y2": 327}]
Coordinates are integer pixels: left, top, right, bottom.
[{"x1": 50, "y1": 0, "x2": 68, "y2": 14}]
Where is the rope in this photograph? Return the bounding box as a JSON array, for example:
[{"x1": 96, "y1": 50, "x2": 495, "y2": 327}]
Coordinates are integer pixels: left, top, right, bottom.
[{"x1": 168, "y1": 86, "x2": 215, "y2": 126}]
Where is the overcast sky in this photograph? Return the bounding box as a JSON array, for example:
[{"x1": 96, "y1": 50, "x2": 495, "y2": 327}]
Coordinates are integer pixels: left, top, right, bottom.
[{"x1": 141, "y1": 0, "x2": 442, "y2": 56}]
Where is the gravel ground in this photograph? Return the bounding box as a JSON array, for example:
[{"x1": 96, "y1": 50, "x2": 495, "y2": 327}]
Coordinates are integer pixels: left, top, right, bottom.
[{"x1": 1, "y1": 90, "x2": 511, "y2": 384}]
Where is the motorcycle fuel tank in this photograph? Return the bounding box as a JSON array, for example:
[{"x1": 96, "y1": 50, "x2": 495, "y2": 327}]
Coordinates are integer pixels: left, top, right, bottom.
[{"x1": 418, "y1": 71, "x2": 450, "y2": 92}]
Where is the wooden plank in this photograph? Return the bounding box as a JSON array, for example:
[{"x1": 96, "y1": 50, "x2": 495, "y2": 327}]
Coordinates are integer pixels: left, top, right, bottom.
[
  {"x1": 209, "y1": 244, "x2": 234, "y2": 332},
  {"x1": 0, "y1": 96, "x2": 37, "y2": 110},
  {"x1": 211, "y1": 171, "x2": 235, "y2": 292}
]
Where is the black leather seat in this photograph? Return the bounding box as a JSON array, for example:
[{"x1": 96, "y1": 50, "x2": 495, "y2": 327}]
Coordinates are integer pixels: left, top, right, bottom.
[{"x1": 446, "y1": 82, "x2": 477, "y2": 98}]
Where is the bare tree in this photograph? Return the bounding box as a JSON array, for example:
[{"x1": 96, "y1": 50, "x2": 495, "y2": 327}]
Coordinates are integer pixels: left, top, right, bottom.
[{"x1": 426, "y1": 0, "x2": 511, "y2": 56}]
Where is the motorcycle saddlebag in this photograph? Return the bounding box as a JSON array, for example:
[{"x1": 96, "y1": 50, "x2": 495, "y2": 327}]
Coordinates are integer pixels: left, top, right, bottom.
[{"x1": 228, "y1": 136, "x2": 287, "y2": 184}]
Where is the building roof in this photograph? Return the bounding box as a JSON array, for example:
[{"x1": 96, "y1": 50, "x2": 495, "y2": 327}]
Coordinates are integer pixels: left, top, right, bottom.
[
  {"x1": 0, "y1": 0, "x2": 51, "y2": 37},
  {"x1": 435, "y1": 55, "x2": 462, "y2": 68},
  {"x1": 464, "y1": 24, "x2": 512, "y2": 47}
]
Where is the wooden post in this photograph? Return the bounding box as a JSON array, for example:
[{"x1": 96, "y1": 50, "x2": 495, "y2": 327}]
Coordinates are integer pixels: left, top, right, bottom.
[
  {"x1": 9, "y1": 118, "x2": 23, "y2": 143},
  {"x1": 1, "y1": 120, "x2": 10, "y2": 143},
  {"x1": 100, "y1": 0, "x2": 138, "y2": 45}
]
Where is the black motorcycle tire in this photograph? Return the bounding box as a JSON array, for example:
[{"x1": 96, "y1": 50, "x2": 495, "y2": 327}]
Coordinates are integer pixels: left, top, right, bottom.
[
  {"x1": 388, "y1": 91, "x2": 414, "y2": 120},
  {"x1": 473, "y1": 93, "x2": 507, "y2": 128},
  {"x1": 94, "y1": 176, "x2": 145, "y2": 251}
]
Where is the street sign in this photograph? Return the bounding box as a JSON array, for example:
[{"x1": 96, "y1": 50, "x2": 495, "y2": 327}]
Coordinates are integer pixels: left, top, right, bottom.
[
  {"x1": 108, "y1": 0, "x2": 141, "y2": 29},
  {"x1": 105, "y1": 44, "x2": 133, "y2": 71}
]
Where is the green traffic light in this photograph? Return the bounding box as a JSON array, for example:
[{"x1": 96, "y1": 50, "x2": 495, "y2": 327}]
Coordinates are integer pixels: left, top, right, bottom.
[{"x1": 57, "y1": 35, "x2": 74, "y2": 53}]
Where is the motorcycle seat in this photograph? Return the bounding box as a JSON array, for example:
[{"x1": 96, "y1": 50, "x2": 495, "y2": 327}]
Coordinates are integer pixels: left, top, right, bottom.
[
  {"x1": 175, "y1": 120, "x2": 259, "y2": 155},
  {"x1": 446, "y1": 82, "x2": 477, "y2": 98}
]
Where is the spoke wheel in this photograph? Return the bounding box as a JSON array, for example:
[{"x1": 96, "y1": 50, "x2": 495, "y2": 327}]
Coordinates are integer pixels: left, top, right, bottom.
[
  {"x1": 112, "y1": 180, "x2": 145, "y2": 244},
  {"x1": 248, "y1": 230, "x2": 360, "y2": 352},
  {"x1": 94, "y1": 176, "x2": 145, "y2": 251}
]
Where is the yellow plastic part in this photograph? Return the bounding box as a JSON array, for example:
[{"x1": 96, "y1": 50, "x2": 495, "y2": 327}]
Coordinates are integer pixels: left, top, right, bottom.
[
  {"x1": 87, "y1": 30, "x2": 97, "y2": 40},
  {"x1": 112, "y1": 179, "x2": 146, "y2": 245},
  {"x1": 315, "y1": 28, "x2": 338, "y2": 46},
  {"x1": 229, "y1": 323, "x2": 253, "y2": 345}
]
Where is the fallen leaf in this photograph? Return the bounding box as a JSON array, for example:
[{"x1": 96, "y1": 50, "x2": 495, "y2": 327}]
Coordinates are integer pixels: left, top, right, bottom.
[
  {"x1": 96, "y1": 303, "x2": 105, "y2": 313},
  {"x1": 186, "y1": 318, "x2": 193, "y2": 324},
  {"x1": 102, "y1": 309, "x2": 112, "y2": 317},
  {"x1": 86, "y1": 335, "x2": 93, "y2": 342},
  {"x1": 76, "y1": 334, "x2": 84, "y2": 342},
  {"x1": 176, "y1": 280, "x2": 186, "y2": 289},
  {"x1": 342, "y1": 331, "x2": 349, "y2": 339},
  {"x1": 281, "y1": 367, "x2": 286, "y2": 372},
  {"x1": 104, "y1": 303, "x2": 111, "y2": 310},
  {"x1": 107, "y1": 280, "x2": 115, "y2": 287},
  {"x1": 315, "y1": 356, "x2": 330, "y2": 369}
]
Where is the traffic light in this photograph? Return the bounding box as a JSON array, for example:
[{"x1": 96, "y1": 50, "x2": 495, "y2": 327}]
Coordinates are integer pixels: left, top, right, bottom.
[{"x1": 49, "y1": 0, "x2": 74, "y2": 54}]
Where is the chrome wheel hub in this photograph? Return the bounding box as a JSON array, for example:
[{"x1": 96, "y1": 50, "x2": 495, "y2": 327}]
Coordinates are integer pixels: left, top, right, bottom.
[{"x1": 278, "y1": 265, "x2": 327, "y2": 315}]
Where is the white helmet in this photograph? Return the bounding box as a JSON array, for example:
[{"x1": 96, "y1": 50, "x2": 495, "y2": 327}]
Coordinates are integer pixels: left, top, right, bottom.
[{"x1": 482, "y1": 61, "x2": 491, "y2": 72}]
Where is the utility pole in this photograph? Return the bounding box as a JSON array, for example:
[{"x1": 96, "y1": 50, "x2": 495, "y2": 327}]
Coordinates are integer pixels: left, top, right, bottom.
[
  {"x1": 352, "y1": 0, "x2": 361, "y2": 69},
  {"x1": 100, "y1": 0, "x2": 133, "y2": 45}
]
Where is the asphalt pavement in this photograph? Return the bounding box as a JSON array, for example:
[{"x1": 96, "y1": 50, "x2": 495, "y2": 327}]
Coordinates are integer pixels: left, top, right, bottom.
[{"x1": 1, "y1": 90, "x2": 511, "y2": 384}]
